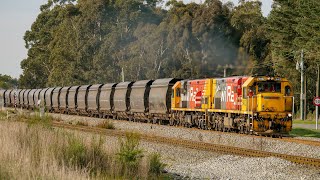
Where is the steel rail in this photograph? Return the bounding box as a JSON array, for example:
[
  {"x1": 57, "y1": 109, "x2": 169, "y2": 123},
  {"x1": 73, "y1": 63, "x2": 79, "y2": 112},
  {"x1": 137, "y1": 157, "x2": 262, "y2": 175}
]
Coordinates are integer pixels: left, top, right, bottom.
[{"x1": 52, "y1": 122, "x2": 320, "y2": 168}]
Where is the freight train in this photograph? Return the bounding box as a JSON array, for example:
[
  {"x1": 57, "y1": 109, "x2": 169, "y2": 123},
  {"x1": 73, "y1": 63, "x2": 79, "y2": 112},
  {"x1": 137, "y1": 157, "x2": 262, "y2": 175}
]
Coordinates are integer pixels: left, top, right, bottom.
[{"x1": 0, "y1": 76, "x2": 294, "y2": 135}]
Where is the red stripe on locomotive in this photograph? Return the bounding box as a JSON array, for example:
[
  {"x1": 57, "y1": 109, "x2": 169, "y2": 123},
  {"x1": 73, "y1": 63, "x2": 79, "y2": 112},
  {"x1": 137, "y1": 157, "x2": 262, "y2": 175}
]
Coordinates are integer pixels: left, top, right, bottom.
[{"x1": 215, "y1": 76, "x2": 248, "y2": 110}]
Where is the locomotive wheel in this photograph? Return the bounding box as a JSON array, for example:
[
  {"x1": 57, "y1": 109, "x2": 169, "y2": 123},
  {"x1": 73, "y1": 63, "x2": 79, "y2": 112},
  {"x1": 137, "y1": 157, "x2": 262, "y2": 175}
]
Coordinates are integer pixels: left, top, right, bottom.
[{"x1": 199, "y1": 120, "x2": 205, "y2": 130}]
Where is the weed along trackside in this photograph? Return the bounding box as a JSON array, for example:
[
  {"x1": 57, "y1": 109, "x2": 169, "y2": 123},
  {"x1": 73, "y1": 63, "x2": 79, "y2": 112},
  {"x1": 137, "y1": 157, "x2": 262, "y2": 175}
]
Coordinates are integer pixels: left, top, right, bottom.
[{"x1": 0, "y1": 109, "x2": 168, "y2": 179}]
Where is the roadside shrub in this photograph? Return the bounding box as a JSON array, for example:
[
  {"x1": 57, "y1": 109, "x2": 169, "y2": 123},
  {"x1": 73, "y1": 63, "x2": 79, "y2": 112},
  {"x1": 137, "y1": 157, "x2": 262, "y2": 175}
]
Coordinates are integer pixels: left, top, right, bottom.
[
  {"x1": 51, "y1": 133, "x2": 111, "y2": 176},
  {"x1": 149, "y1": 153, "x2": 166, "y2": 176},
  {"x1": 0, "y1": 165, "x2": 11, "y2": 179},
  {"x1": 117, "y1": 132, "x2": 143, "y2": 176},
  {"x1": 27, "y1": 111, "x2": 52, "y2": 129},
  {"x1": 76, "y1": 121, "x2": 89, "y2": 126},
  {"x1": 97, "y1": 120, "x2": 115, "y2": 129}
]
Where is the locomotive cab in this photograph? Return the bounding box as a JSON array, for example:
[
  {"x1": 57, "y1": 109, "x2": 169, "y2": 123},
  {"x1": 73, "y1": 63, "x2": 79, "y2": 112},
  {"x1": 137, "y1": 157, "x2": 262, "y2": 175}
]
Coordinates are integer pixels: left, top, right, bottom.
[{"x1": 242, "y1": 76, "x2": 293, "y2": 134}]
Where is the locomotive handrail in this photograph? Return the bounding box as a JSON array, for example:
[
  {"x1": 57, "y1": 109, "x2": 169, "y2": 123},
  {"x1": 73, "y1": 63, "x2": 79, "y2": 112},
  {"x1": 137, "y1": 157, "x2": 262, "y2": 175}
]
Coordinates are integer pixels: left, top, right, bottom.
[{"x1": 284, "y1": 96, "x2": 294, "y2": 119}]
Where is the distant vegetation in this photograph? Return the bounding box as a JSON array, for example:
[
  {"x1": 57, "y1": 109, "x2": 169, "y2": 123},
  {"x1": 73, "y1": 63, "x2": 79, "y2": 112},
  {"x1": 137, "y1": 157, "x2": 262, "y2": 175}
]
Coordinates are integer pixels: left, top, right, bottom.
[
  {"x1": 20, "y1": 0, "x2": 320, "y2": 112},
  {"x1": 0, "y1": 74, "x2": 18, "y2": 89}
]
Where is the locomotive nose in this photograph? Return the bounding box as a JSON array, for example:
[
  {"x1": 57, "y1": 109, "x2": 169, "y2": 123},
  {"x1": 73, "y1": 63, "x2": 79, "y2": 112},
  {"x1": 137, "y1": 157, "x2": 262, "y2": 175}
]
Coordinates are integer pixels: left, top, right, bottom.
[{"x1": 257, "y1": 93, "x2": 284, "y2": 112}]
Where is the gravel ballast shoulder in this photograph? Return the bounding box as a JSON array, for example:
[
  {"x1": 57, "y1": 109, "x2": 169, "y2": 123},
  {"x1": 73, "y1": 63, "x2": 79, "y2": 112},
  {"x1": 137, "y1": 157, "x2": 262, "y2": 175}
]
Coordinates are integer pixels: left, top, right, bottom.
[
  {"x1": 70, "y1": 129, "x2": 320, "y2": 180},
  {"x1": 51, "y1": 113, "x2": 320, "y2": 159}
]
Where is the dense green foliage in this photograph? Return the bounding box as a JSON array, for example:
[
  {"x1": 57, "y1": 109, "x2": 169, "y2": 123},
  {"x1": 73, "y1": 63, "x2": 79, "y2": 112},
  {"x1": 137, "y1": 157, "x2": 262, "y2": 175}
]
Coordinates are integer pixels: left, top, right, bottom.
[
  {"x1": 20, "y1": 0, "x2": 263, "y2": 87},
  {"x1": 0, "y1": 74, "x2": 18, "y2": 89},
  {"x1": 268, "y1": 0, "x2": 320, "y2": 112},
  {"x1": 19, "y1": 0, "x2": 320, "y2": 112}
]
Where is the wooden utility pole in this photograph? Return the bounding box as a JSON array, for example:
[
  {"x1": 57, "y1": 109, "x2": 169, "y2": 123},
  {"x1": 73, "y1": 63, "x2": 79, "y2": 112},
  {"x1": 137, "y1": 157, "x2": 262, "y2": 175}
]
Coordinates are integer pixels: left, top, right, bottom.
[
  {"x1": 121, "y1": 68, "x2": 125, "y2": 82},
  {"x1": 300, "y1": 50, "x2": 306, "y2": 120},
  {"x1": 316, "y1": 65, "x2": 319, "y2": 129}
]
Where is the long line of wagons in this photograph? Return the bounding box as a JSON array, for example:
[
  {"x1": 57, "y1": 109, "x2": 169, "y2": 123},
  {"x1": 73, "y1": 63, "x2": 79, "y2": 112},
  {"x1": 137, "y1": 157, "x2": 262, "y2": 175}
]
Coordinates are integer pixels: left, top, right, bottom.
[
  {"x1": 1, "y1": 78, "x2": 177, "y2": 121},
  {"x1": 0, "y1": 76, "x2": 294, "y2": 135}
]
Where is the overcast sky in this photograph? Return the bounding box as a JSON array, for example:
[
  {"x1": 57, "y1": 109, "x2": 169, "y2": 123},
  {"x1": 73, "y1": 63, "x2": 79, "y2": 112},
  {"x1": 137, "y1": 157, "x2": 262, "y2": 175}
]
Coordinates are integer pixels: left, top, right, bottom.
[{"x1": 0, "y1": 0, "x2": 273, "y2": 79}]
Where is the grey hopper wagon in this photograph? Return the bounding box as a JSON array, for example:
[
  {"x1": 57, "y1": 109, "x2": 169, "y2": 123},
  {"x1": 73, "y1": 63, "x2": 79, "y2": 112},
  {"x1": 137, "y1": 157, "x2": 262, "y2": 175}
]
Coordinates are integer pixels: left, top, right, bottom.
[
  {"x1": 39, "y1": 88, "x2": 49, "y2": 108},
  {"x1": 17, "y1": 89, "x2": 23, "y2": 107},
  {"x1": 149, "y1": 78, "x2": 179, "y2": 123},
  {"x1": 59, "y1": 86, "x2": 71, "y2": 114},
  {"x1": 52, "y1": 87, "x2": 63, "y2": 113},
  {"x1": 98, "y1": 83, "x2": 117, "y2": 118},
  {"x1": 77, "y1": 85, "x2": 92, "y2": 115},
  {"x1": 129, "y1": 80, "x2": 154, "y2": 121},
  {"x1": 28, "y1": 89, "x2": 37, "y2": 110},
  {"x1": 87, "y1": 84, "x2": 103, "y2": 117},
  {"x1": 23, "y1": 89, "x2": 31, "y2": 109},
  {"x1": 19, "y1": 89, "x2": 26, "y2": 108},
  {"x1": 33, "y1": 89, "x2": 42, "y2": 108},
  {"x1": 113, "y1": 82, "x2": 134, "y2": 119},
  {"x1": 44, "y1": 88, "x2": 55, "y2": 112},
  {"x1": 10, "y1": 89, "x2": 19, "y2": 107},
  {"x1": 67, "y1": 86, "x2": 81, "y2": 114},
  {"x1": 4, "y1": 89, "x2": 13, "y2": 107},
  {"x1": 0, "y1": 89, "x2": 5, "y2": 108},
  {"x1": 22, "y1": 89, "x2": 30, "y2": 108}
]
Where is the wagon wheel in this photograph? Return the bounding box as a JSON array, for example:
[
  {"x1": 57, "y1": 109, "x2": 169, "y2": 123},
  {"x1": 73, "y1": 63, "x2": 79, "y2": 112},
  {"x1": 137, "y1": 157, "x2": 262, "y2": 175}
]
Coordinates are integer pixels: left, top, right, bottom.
[
  {"x1": 152, "y1": 118, "x2": 157, "y2": 124},
  {"x1": 169, "y1": 119, "x2": 174, "y2": 126}
]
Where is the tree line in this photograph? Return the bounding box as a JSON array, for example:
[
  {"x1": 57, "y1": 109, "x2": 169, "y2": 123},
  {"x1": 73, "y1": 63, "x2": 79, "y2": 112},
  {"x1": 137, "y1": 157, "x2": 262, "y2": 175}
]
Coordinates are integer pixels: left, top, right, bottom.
[{"x1": 19, "y1": 0, "x2": 320, "y2": 113}]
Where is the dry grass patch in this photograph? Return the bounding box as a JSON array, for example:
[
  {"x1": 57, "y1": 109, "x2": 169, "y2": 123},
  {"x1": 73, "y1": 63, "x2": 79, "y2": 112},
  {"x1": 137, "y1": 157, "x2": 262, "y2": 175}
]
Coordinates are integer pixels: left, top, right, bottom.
[
  {"x1": 97, "y1": 120, "x2": 115, "y2": 129},
  {"x1": 0, "y1": 118, "x2": 168, "y2": 179},
  {"x1": 76, "y1": 121, "x2": 89, "y2": 126}
]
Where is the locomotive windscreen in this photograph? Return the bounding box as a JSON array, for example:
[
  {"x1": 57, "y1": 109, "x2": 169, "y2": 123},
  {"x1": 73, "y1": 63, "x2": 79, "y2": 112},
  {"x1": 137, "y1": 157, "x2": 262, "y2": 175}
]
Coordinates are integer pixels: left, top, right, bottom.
[{"x1": 257, "y1": 81, "x2": 281, "y2": 93}]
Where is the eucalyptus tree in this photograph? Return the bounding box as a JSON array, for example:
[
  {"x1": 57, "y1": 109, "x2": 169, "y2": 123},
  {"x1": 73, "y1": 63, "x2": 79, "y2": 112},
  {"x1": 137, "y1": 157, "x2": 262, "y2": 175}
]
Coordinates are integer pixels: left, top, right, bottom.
[{"x1": 268, "y1": 0, "x2": 320, "y2": 112}]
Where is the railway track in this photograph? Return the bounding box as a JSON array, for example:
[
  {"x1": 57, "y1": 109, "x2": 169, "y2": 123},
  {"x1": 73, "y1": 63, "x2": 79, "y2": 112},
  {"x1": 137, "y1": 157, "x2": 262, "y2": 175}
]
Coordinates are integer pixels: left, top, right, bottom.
[
  {"x1": 158, "y1": 122, "x2": 320, "y2": 147},
  {"x1": 52, "y1": 121, "x2": 320, "y2": 168},
  {"x1": 51, "y1": 111, "x2": 320, "y2": 147}
]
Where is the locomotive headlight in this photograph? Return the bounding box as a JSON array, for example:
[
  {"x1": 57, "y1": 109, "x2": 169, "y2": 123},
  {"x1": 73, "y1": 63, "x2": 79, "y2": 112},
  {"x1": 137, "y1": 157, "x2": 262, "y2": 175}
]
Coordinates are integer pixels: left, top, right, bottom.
[{"x1": 288, "y1": 113, "x2": 292, "y2": 117}]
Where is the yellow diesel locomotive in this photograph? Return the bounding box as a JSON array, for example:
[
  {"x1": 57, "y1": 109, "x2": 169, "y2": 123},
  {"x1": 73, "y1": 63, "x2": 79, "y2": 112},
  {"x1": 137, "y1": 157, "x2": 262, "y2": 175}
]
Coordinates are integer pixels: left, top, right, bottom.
[{"x1": 171, "y1": 76, "x2": 293, "y2": 135}]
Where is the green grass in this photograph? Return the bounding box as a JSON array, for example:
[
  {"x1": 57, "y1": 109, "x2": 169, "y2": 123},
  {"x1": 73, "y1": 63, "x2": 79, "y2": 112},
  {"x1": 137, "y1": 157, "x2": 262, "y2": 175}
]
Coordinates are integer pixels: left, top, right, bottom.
[
  {"x1": 75, "y1": 121, "x2": 89, "y2": 126},
  {"x1": 149, "y1": 153, "x2": 166, "y2": 176},
  {"x1": 290, "y1": 128, "x2": 320, "y2": 138},
  {"x1": 293, "y1": 120, "x2": 317, "y2": 124},
  {"x1": 97, "y1": 120, "x2": 115, "y2": 129}
]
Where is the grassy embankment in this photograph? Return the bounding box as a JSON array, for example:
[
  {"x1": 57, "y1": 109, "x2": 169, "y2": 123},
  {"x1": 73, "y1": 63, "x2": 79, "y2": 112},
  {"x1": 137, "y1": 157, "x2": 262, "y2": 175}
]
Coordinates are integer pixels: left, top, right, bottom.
[
  {"x1": 290, "y1": 128, "x2": 320, "y2": 138},
  {"x1": 292, "y1": 117, "x2": 320, "y2": 137},
  {"x1": 0, "y1": 109, "x2": 168, "y2": 179},
  {"x1": 293, "y1": 120, "x2": 317, "y2": 124}
]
